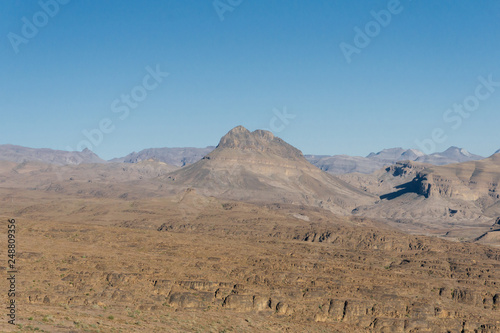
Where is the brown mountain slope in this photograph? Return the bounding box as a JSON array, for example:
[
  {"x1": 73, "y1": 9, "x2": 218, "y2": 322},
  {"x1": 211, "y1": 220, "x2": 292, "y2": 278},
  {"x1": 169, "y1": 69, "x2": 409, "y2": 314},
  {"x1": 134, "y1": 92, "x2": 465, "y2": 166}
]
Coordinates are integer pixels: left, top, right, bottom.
[{"x1": 163, "y1": 126, "x2": 375, "y2": 213}]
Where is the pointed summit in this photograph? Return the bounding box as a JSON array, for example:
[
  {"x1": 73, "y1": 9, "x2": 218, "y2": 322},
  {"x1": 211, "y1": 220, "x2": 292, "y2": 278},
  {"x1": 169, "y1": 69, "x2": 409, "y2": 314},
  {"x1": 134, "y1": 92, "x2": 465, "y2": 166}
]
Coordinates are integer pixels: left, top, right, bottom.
[
  {"x1": 216, "y1": 126, "x2": 303, "y2": 160},
  {"x1": 217, "y1": 125, "x2": 269, "y2": 149},
  {"x1": 163, "y1": 126, "x2": 375, "y2": 213}
]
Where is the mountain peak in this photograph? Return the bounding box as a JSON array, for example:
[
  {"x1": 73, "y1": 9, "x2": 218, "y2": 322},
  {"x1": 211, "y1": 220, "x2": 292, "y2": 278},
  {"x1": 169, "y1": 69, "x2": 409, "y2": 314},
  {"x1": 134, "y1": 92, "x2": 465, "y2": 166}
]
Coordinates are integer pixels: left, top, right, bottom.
[
  {"x1": 214, "y1": 126, "x2": 303, "y2": 160},
  {"x1": 405, "y1": 149, "x2": 425, "y2": 157},
  {"x1": 366, "y1": 148, "x2": 423, "y2": 163},
  {"x1": 229, "y1": 125, "x2": 251, "y2": 135},
  {"x1": 441, "y1": 146, "x2": 471, "y2": 156},
  {"x1": 217, "y1": 126, "x2": 274, "y2": 149},
  {"x1": 443, "y1": 146, "x2": 460, "y2": 152},
  {"x1": 165, "y1": 126, "x2": 375, "y2": 213}
]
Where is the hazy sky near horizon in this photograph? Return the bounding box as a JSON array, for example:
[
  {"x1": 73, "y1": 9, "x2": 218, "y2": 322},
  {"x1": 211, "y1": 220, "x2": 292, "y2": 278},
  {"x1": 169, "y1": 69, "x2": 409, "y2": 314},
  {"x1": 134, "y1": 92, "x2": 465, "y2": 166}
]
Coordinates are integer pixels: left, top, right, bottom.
[{"x1": 1, "y1": 0, "x2": 500, "y2": 160}]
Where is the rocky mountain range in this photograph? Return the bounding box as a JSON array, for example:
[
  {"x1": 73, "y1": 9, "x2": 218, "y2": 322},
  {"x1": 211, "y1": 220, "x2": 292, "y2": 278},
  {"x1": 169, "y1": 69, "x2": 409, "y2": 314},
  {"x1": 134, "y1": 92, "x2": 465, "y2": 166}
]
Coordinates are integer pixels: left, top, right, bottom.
[
  {"x1": 2, "y1": 126, "x2": 500, "y2": 332},
  {"x1": 0, "y1": 142, "x2": 489, "y2": 177},
  {"x1": 111, "y1": 146, "x2": 485, "y2": 174},
  {"x1": 3, "y1": 127, "x2": 496, "y2": 242}
]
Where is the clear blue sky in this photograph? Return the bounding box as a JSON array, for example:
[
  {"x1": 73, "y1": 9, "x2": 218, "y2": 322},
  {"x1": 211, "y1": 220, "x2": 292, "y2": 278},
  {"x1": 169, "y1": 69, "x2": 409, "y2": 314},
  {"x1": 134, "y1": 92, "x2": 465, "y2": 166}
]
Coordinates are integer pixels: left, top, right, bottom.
[{"x1": 1, "y1": 0, "x2": 499, "y2": 159}]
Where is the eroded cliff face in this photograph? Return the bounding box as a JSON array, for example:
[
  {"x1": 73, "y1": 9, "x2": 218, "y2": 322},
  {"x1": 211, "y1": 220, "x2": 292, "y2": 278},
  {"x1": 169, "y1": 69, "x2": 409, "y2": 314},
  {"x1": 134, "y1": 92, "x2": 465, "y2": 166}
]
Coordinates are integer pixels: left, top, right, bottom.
[
  {"x1": 415, "y1": 171, "x2": 497, "y2": 201},
  {"x1": 415, "y1": 154, "x2": 500, "y2": 201},
  {"x1": 340, "y1": 156, "x2": 500, "y2": 231}
]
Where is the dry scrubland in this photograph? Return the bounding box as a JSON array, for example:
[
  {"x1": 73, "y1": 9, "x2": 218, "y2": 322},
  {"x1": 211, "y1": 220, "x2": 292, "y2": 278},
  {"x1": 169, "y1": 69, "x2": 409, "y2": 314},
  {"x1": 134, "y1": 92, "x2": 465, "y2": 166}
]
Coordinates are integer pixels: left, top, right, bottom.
[
  {"x1": 1, "y1": 127, "x2": 500, "y2": 332},
  {"x1": 1, "y1": 188, "x2": 500, "y2": 332}
]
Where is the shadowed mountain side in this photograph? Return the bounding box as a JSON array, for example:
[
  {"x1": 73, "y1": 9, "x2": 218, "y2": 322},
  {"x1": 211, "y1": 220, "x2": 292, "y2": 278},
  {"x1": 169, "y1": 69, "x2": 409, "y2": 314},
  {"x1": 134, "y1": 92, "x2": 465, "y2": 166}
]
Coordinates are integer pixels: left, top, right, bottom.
[
  {"x1": 161, "y1": 126, "x2": 376, "y2": 213},
  {"x1": 379, "y1": 179, "x2": 421, "y2": 201},
  {"x1": 338, "y1": 161, "x2": 430, "y2": 197},
  {"x1": 342, "y1": 155, "x2": 500, "y2": 239}
]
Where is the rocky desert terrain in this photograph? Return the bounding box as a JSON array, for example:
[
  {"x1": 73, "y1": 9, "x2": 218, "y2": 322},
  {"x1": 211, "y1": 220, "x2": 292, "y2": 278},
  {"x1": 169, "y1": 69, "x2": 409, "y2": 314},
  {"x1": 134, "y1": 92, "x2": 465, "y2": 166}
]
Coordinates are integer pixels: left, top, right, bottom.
[
  {"x1": 1, "y1": 126, "x2": 500, "y2": 332},
  {"x1": 2, "y1": 188, "x2": 500, "y2": 332}
]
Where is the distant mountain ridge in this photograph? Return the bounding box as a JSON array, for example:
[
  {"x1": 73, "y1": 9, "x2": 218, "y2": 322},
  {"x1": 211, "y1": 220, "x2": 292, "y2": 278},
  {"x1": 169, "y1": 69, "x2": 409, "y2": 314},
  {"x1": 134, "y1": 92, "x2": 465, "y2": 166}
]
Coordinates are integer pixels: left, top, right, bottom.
[
  {"x1": 113, "y1": 146, "x2": 487, "y2": 173},
  {"x1": 304, "y1": 154, "x2": 385, "y2": 175},
  {"x1": 1, "y1": 129, "x2": 499, "y2": 241},
  {"x1": 0, "y1": 143, "x2": 491, "y2": 173},
  {"x1": 305, "y1": 147, "x2": 484, "y2": 175},
  {"x1": 414, "y1": 146, "x2": 483, "y2": 165},
  {"x1": 0, "y1": 144, "x2": 105, "y2": 165},
  {"x1": 110, "y1": 147, "x2": 215, "y2": 167},
  {"x1": 367, "y1": 148, "x2": 425, "y2": 163}
]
